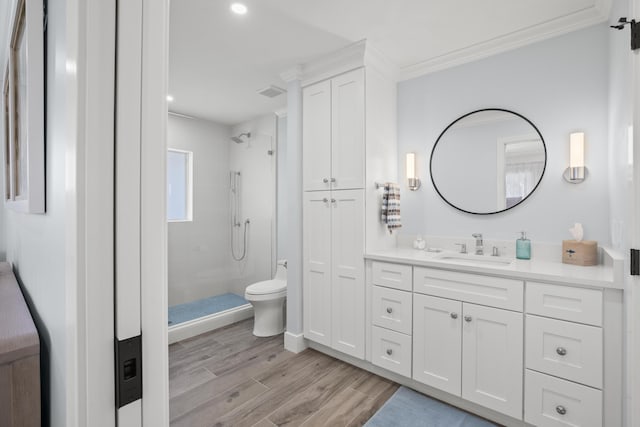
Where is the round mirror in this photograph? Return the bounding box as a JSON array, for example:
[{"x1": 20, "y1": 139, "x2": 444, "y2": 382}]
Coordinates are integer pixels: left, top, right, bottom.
[{"x1": 430, "y1": 109, "x2": 546, "y2": 215}]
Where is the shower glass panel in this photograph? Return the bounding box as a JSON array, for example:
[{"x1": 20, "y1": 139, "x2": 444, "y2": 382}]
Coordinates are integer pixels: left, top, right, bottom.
[{"x1": 167, "y1": 114, "x2": 277, "y2": 329}]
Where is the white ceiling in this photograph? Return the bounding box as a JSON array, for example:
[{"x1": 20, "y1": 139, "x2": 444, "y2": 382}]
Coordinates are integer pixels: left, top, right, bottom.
[
  {"x1": 170, "y1": 0, "x2": 610, "y2": 125},
  {"x1": 0, "y1": 1, "x2": 611, "y2": 126}
]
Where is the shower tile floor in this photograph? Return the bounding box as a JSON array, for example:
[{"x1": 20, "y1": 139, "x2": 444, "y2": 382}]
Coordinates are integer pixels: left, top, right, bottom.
[{"x1": 168, "y1": 293, "x2": 248, "y2": 326}]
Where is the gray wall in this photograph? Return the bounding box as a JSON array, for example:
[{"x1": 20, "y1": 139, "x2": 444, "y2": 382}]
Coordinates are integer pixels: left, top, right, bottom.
[
  {"x1": 2, "y1": 1, "x2": 70, "y2": 424},
  {"x1": 607, "y1": 0, "x2": 633, "y2": 251},
  {"x1": 167, "y1": 115, "x2": 232, "y2": 305},
  {"x1": 398, "y1": 24, "x2": 610, "y2": 244}
]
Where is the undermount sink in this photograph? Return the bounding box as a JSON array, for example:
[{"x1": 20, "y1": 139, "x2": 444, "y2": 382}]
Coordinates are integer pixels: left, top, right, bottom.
[{"x1": 434, "y1": 252, "x2": 514, "y2": 267}]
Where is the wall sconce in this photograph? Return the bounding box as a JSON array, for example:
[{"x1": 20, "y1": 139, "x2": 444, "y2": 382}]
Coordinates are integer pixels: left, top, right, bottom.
[
  {"x1": 563, "y1": 132, "x2": 588, "y2": 183},
  {"x1": 406, "y1": 152, "x2": 421, "y2": 191}
]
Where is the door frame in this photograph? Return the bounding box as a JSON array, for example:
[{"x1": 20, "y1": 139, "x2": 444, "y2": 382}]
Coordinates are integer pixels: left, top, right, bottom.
[{"x1": 139, "y1": 0, "x2": 170, "y2": 425}]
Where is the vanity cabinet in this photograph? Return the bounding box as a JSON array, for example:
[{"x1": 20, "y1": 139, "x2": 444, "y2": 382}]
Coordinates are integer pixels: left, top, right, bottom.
[
  {"x1": 302, "y1": 68, "x2": 364, "y2": 192},
  {"x1": 524, "y1": 281, "x2": 605, "y2": 427},
  {"x1": 303, "y1": 190, "x2": 365, "y2": 358},
  {"x1": 413, "y1": 280, "x2": 523, "y2": 419},
  {"x1": 370, "y1": 262, "x2": 413, "y2": 376}
]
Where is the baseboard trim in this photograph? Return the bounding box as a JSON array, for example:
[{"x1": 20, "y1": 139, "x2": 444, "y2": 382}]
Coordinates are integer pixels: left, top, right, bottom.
[{"x1": 284, "y1": 331, "x2": 308, "y2": 353}]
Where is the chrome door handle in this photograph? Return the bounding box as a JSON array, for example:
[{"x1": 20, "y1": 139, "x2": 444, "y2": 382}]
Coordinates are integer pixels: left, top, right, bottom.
[
  {"x1": 450, "y1": 313, "x2": 458, "y2": 319},
  {"x1": 464, "y1": 316, "x2": 472, "y2": 322},
  {"x1": 556, "y1": 405, "x2": 567, "y2": 415},
  {"x1": 556, "y1": 347, "x2": 567, "y2": 356}
]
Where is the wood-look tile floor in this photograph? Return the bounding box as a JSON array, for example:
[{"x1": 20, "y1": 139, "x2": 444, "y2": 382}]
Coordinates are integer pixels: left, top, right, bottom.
[{"x1": 169, "y1": 319, "x2": 399, "y2": 427}]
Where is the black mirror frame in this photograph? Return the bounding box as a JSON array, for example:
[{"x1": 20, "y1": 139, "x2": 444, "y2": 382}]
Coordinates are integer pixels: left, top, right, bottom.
[{"x1": 429, "y1": 108, "x2": 547, "y2": 215}]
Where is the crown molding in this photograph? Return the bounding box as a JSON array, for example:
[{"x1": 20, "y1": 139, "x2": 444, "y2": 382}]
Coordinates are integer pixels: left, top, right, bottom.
[
  {"x1": 280, "y1": 65, "x2": 304, "y2": 83},
  {"x1": 399, "y1": 2, "x2": 611, "y2": 81},
  {"x1": 299, "y1": 39, "x2": 367, "y2": 86}
]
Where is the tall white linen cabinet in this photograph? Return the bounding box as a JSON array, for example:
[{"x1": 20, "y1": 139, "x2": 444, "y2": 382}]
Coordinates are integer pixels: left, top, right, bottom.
[{"x1": 301, "y1": 42, "x2": 399, "y2": 359}]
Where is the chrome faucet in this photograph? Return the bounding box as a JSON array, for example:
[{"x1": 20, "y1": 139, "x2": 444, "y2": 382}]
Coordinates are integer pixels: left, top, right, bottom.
[{"x1": 472, "y1": 233, "x2": 483, "y2": 255}]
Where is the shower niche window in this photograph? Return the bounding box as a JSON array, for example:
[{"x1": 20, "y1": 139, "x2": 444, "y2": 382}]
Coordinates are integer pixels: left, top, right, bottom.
[{"x1": 167, "y1": 149, "x2": 193, "y2": 222}]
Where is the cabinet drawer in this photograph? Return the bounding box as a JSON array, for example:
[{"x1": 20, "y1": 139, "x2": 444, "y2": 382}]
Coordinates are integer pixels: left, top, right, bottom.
[
  {"x1": 525, "y1": 370, "x2": 602, "y2": 427},
  {"x1": 413, "y1": 267, "x2": 523, "y2": 311},
  {"x1": 526, "y1": 315, "x2": 602, "y2": 389},
  {"x1": 372, "y1": 286, "x2": 412, "y2": 335},
  {"x1": 526, "y1": 282, "x2": 602, "y2": 326},
  {"x1": 371, "y1": 326, "x2": 411, "y2": 377},
  {"x1": 372, "y1": 262, "x2": 412, "y2": 291}
]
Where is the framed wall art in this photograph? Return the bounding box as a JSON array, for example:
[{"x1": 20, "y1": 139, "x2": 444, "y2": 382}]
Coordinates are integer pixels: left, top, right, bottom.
[{"x1": 5, "y1": 0, "x2": 45, "y2": 213}]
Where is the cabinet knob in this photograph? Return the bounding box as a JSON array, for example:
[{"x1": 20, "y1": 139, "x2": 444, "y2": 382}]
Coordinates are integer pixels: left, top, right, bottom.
[
  {"x1": 464, "y1": 315, "x2": 472, "y2": 322},
  {"x1": 386, "y1": 348, "x2": 393, "y2": 356},
  {"x1": 322, "y1": 198, "x2": 329, "y2": 203},
  {"x1": 386, "y1": 307, "x2": 393, "y2": 314},
  {"x1": 556, "y1": 347, "x2": 567, "y2": 356},
  {"x1": 330, "y1": 177, "x2": 336, "y2": 183},
  {"x1": 323, "y1": 178, "x2": 329, "y2": 183},
  {"x1": 331, "y1": 199, "x2": 336, "y2": 203},
  {"x1": 450, "y1": 313, "x2": 458, "y2": 319},
  {"x1": 555, "y1": 405, "x2": 567, "y2": 415}
]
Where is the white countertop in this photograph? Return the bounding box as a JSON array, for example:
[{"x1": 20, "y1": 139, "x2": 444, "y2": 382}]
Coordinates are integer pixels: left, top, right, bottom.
[{"x1": 365, "y1": 247, "x2": 625, "y2": 290}]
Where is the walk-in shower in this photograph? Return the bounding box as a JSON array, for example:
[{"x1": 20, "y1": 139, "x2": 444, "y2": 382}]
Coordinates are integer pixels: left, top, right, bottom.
[{"x1": 167, "y1": 115, "x2": 280, "y2": 343}]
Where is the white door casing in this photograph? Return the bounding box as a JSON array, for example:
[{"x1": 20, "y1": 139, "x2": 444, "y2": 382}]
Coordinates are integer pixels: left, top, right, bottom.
[{"x1": 115, "y1": 0, "x2": 170, "y2": 425}]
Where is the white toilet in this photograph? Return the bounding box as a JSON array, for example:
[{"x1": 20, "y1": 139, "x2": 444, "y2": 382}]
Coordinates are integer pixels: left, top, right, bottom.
[{"x1": 245, "y1": 260, "x2": 287, "y2": 337}]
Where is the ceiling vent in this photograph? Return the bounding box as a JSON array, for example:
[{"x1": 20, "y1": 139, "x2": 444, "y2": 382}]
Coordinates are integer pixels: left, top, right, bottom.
[{"x1": 257, "y1": 85, "x2": 287, "y2": 98}]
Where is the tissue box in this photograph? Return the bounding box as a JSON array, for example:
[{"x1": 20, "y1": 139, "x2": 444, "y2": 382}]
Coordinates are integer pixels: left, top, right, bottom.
[{"x1": 562, "y1": 240, "x2": 598, "y2": 266}]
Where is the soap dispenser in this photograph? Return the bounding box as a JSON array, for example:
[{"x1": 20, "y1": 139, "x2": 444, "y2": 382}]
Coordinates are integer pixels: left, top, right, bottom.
[{"x1": 516, "y1": 231, "x2": 531, "y2": 260}]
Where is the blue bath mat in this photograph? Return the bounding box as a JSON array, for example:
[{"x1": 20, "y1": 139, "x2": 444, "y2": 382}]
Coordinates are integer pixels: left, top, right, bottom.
[
  {"x1": 365, "y1": 386, "x2": 497, "y2": 427},
  {"x1": 168, "y1": 293, "x2": 248, "y2": 326}
]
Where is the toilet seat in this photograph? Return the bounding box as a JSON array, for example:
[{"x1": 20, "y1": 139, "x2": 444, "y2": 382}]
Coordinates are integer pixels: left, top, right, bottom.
[{"x1": 245, "y1": 279, "x2": 286, "y2": 301}]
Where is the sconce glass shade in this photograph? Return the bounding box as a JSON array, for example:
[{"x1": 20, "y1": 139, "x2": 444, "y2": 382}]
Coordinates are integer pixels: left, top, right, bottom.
[
  {"x1": 564, "y1": 132, "x2": 587, "y2": 183},
  {"x1": 406, "y1": 152, "x2": 421, "y2": 190}
]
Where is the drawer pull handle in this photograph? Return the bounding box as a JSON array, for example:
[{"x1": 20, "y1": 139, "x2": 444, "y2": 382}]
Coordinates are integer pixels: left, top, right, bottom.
[
  {"x1": 556, "y1": 347, "x2": 567, "y2": 356},
  {"x1": 386, "y1": 307, "x2": 393, "y2": 314},
  {"x1": 556, "y1": 405, "x2": 567, "y2": 415},
  {"x1": 386, "y1": 349, "x2": 393, "y2": 356},
  {"x1": 464, "y1": 315, "x2": 472, "y2": 322},
  {"x1": 450, "y1": 313, "x2": 458, "y2": 319},
  {"x1": 323, "y1": 178, "x2": 329, "y2": 183}
]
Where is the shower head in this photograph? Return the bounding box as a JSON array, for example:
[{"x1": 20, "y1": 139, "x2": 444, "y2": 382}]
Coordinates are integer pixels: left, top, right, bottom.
[{"x1": 231, "y1": 132, "x2": 251, "y2": 144}]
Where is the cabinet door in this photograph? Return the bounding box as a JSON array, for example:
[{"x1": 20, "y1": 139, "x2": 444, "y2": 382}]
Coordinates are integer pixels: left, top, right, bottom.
[
  {"x1": 303, "y1": 80, "x2": 331, "y2": 191},
  {"x1": 303, "y1": 191, "x2": 332, "y2": 345},
  {"x1": 413, "y1": 294, "x2": 462, "y2": 396},
  {"x1": 462, "y1": 303, "x2": 523, "y2": 419},
  {"x1": 330, "y1": 189, "x2": 365, "y2": 358},
  {"x1": 331, "y1": 68, "x2": 364, "y2": 190}
]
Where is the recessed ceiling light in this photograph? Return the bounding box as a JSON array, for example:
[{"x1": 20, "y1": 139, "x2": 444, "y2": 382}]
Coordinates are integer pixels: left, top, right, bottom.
[
  {"x1": 166, "y1": 95, "x2": 174, "y2": 102},
  {"x1": 230, "y1": 3, "x2": 248, "y2": 15}
]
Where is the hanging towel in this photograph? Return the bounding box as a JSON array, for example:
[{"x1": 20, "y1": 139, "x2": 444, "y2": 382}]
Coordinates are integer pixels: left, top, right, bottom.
[{"x1": 381, "y1": 182, "x2": 402, "y2": 233}]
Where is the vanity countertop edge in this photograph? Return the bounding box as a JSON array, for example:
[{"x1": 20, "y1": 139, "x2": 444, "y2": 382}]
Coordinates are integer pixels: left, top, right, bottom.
[{"x1": 364, "y1": 246, "x2": 625, "y2": 290}]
